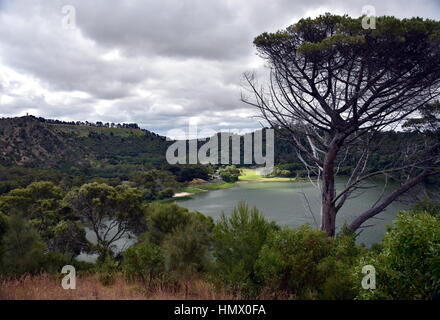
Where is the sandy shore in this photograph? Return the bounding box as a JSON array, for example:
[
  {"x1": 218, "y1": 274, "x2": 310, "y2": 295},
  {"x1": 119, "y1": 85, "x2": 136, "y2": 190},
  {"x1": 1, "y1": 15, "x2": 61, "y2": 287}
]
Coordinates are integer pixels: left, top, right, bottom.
[{"x1": 172, "y1": 192, "x2": 193, "y2": 198}]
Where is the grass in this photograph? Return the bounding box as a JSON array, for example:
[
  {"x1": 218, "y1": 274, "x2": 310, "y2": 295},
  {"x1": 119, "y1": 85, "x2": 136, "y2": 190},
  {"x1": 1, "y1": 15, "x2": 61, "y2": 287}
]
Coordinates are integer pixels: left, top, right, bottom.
[
  {"x1": 0, "y1": 274, "x2": 235, "y2": 300},
  {"x1": 180, "y1": 182, "x2": 235, "y2": 195},
  {"x1": 238, "y1": 168, "x2": 294, "y2": 182},
  {"x1": 47, "y1": 123, "x2": 145, "y2": 137},
  {"x1": 174, "y1": 169, "x2": 294, "y2": 199}
]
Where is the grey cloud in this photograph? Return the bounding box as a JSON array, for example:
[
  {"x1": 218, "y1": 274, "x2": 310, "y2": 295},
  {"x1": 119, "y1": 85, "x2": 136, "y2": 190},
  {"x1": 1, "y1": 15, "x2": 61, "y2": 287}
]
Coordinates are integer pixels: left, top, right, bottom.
[{"x1": 0, "y1": 0, "x2": 439, "y2": 135}]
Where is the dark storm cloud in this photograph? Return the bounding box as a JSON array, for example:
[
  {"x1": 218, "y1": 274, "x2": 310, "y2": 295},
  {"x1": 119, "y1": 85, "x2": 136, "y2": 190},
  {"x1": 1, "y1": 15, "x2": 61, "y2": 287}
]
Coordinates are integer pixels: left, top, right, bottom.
[{"x1": 0, "y1": 0, "x2": 439, "y2": 135}]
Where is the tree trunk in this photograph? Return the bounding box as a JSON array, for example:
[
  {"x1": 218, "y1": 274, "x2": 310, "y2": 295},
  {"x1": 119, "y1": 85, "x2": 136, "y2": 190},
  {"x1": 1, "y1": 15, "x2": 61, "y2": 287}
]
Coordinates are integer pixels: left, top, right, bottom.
[{"x1": 320, "y1": 135, "x2": 343, "y2": 236}]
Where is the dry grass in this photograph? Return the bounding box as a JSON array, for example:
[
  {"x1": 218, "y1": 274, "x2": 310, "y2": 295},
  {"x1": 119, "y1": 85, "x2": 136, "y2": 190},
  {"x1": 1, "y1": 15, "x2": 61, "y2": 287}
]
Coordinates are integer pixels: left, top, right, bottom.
[{"x1": 0, "y1": 273, "x2": 235, "y2": 300}]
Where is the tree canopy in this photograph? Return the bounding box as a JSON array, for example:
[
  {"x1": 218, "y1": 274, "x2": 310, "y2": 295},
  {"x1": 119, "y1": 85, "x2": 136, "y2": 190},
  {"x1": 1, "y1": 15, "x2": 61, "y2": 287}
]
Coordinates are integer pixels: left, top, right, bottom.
[{"x1": 244, "y1": 14, "x2": 440, "y2": 236}]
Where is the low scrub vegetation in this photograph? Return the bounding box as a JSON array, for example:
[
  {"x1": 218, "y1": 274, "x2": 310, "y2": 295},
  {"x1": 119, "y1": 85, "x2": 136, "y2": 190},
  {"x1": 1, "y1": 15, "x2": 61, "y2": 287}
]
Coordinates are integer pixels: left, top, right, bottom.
[{"x1": 1, "y1": 189, "x2": 439, "y2": 299}]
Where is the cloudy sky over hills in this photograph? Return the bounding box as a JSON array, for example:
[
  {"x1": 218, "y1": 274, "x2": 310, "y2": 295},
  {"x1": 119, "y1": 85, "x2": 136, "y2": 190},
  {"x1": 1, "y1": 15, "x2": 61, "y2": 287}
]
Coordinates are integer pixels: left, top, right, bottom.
[{"x1": 0, "y1": 0, "x2": 439, "y2": 135}]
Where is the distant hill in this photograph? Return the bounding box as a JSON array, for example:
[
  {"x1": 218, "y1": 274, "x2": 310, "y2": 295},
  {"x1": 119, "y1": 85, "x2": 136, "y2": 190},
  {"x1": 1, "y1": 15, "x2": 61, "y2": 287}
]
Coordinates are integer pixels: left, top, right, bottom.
[
  {"x1": 1, "y1": 115, "x2": 422, "y2": 175},
  {"x1": 0, "y1": 116, "x2": 170, "y2": 169}
]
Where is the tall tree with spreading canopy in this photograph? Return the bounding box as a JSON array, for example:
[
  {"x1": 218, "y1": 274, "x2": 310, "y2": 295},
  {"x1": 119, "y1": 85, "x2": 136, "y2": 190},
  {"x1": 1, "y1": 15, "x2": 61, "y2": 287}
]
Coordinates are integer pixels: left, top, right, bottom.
[
  {"x1": 65, "y1": 182, "x2": 144, "y2": 257},
  {"x1": 243, "y1": 14, "x2": 440, "y2": 236}
]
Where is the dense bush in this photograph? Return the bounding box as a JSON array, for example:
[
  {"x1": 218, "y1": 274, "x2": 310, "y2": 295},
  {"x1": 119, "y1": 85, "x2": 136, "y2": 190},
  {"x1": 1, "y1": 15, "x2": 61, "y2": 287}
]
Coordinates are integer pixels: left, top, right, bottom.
[
  {"x1": 158, "y1": 187, "x2": 174, "y2": 199},
  {"x1": 212, "y1": 202, "x2": 279, "y2": 296},
  {"x1": 97, "y1": 255, "x2": 119, "y2": 286},
  {"x1": 145, "y1": 203, "x2": 193, "y2": 245},
  {"x1": 126, "y1": 202, "x2": 214, "y2": 289},
  {"x1": 162, "y1": 215, "x2": 214, "y2": 281},
  {"x1": 0, "y1": 172, "x2": 438, "y2": 301},
  {"x1": 123, "y1": 240, "x2": 165, "y2": 287},
  {"x1": 219, "y1": 166, "x2": 240, "y2": 183},
  {"x1": 132, "y1": 169, "x2": 178, "y2": 200},
  {"x1": 165, "y1": 164, "x2": 213, "y2": 182},
  {"x1": 0, "y1": 214, "x2": 47, "y2": 275},
  {"x1": 410, "y1": 197, "x2": 440, "y2": 217},
  {"x1": 255, "y1": 225, "x2": 362, "y2": 299},
  {"x1": 65, "y1": 182, "x2": 144, "y2": 255},
  {"x1": 356, "y1": 211, "x2": 440, "y2": 300},
  {"x1": 0, "y1": 181, "x2": 88, "y2": 256}
]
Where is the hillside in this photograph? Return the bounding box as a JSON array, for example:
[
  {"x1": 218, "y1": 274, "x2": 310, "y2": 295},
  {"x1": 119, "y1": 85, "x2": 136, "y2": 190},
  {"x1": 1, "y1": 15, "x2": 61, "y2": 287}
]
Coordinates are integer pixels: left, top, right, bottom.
[{"x1": 0, "y1": 116, "x2": 169, "y2": 169}]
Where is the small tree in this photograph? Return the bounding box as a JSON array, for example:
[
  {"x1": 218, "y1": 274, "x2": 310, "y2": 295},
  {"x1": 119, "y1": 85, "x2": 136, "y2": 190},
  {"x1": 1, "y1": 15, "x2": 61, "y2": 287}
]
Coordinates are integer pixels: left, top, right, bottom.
[
  {"x1": 123, "y1": 240, "x2": 165, "y2": 288},
  {"x1": 65, "y1": 182, "x2": 144, "y2": 256},
  {"x1": 1, "y1": 214, "x2": 46, "y2": 275},
  {"x1": 212, "y1": 202, "x2": 278, "y2": 295},
  {"x1": 0, "y1": 181, "x2": 88, "y2": 256},
  {"x1": 162, "y1": 216, "x2": 213, "y2": 292}
]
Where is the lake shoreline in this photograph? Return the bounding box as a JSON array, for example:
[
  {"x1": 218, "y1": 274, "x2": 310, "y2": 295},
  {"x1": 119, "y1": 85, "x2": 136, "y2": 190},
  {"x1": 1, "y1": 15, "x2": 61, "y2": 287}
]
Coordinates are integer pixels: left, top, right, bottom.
[{"x1": 175, "y1": 168, "x2": 309, "y2": 199}]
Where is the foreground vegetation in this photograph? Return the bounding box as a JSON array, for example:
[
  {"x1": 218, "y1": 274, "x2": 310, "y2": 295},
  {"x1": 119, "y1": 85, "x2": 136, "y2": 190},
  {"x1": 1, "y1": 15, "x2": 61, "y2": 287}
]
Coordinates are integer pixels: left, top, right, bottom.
[{"x1": 0, "y1": 180, "x2": 438, "y2": 300}]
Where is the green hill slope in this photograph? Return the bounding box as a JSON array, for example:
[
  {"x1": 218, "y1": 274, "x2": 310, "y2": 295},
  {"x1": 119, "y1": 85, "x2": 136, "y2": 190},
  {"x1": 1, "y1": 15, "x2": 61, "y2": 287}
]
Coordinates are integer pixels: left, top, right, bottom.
[{"x1": 0, "y1": 116, "x2": 169, "y2": 169}]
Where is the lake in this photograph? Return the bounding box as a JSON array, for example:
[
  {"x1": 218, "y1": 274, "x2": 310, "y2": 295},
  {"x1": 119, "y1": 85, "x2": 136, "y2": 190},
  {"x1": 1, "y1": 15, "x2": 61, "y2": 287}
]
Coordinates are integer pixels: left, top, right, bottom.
[
  {"x1": 176, "y1": 179, "x2": 410, "y2": 246},
  {"x1": 77, "y1": 178, "x2": 410, "y2": 262}
]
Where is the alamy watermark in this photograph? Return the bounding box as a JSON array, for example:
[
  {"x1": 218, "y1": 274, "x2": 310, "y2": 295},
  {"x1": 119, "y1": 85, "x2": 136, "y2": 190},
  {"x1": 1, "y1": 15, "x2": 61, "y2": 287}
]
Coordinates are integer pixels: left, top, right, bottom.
[
  {"x1": 361, "y1": 5, "x2": 376, "y2": 30},
  {"x1": 61, "y1": 265, "x2": 76, "y2": 290},
  {"x1": 361, "y1": 265, "x2": 376, "y2": 290},
  {"x1": 165, "y1": 120, "x2": 274, "y2": 175},
  {"x1": 61, "y1": 5, "x2": 76, "y2": 30}
]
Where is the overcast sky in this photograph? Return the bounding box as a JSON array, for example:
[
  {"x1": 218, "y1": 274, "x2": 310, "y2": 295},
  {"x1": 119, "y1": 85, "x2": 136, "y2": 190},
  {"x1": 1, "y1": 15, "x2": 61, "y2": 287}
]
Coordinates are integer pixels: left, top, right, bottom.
[{"x1": 0, "y1": 0, "x2": 439, "y2": 135}]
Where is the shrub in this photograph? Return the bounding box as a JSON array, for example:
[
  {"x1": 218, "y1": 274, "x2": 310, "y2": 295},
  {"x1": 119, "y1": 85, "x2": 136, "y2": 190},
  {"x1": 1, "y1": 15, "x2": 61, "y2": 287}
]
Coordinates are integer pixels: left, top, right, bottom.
[
  {"x1": 255, "y1": 225, "x2": 332, "y2": 298},
  {"x1": 219, "y1": 171, "x2": 238, "y2": 183},
  {"x1": 410, "y1": 197, "x2": 439, "y2": 217},
  {"x1": 145, "y1": 203, "x2": 192, "y2": 245},
  {"x1": 123, "y1": 240, "x2": 165, "y2": 287},
  {"x1": 212, "y1": 202, "x2": 278, "y2": 296},
  {"x1": 273, "y1": 168, "x2": 293, "y2": 177},
  {"x1": 0, "y1": 214, "x2": 47, "y2": 276},
  {"x1": 158, "y1": 187, "x2": 174, "y2": 199},
  {"x1": 141, "y1": 203, "x2": 214, "y2": 287},
  {"x1": 255, "y1": 225, "x2": 361, "y2": 299},
  {"x1": 356, "y1": 211, "x2": 440, "y2": 300},
  {"x1": 162, "y1": 216, "x2": 213, "y2": 282},
  {"x1": 219, "y1": 166, "x2": 240, "y2": 183},
  {"x1": 98, "y1": 256, "x2": 119, "y2": 286}
]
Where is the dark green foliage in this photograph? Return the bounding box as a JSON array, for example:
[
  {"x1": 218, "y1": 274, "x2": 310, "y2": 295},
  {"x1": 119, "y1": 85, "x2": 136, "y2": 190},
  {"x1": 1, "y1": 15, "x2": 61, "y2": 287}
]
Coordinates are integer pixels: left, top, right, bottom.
[
  {"x1": 98, "y1": 255, "x2": 119, "y2": 286},
  {"x1": 0, "y1": 214, "x2": 47, "y2": 275},
  {"x1": 0, "y1": 212, "x2": 8, "y2": 263},
  {"x1": 0, "y1": 181, "x2": 88, "y2": 256},
  {"x1": 165, "y1": 164, "x2": 212, "y2": 182},
  {"x1": 0, "y1": 166, "x2": 69, "y2": 195},
  {"x1": 162, "y1": 217, "x2": 213, "y2": 282},
  {"x1": 128, "y1": 203, "x2": 214, "y2": 285},
  {"x1": 123, "y1": 240, "x2": 165, "y2": 286},
  {"x1": 65, "y1": 182, "x2": 144, "y2": 254},
  {"x1": 158, "y1": 187, "x2": 175, "y2": 199},
  {"x1": 255, "y1": 225, "x2": 362, "y2": 299},
  {"x1": 145, "y1": 203, "x2": 193, "y2": 245},
  {"x1": 132, "y1": 169, "x2": 178, "y2": 200},
  {"x1": 212, "y1": 202, "x2": 278, "y2": 295},
  {"x1": 219, "y1": 166, "x2": 241, "y2": 183},
  {"x1": 356, "y1": 211, "x2": 440, "y2": 300},
  {"x1": 410, "y1": 197, "x2": 440, "y2": 217},
  {"x1": 273, "y1": 163, "x2": 304, "y2": 177}
]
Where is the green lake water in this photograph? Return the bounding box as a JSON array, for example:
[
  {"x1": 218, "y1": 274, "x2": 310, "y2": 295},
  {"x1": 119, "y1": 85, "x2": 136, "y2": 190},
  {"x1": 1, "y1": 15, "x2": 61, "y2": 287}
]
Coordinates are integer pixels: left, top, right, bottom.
[
  {"x1": 176, "y1": 179, "x2": 410, "y2": 246},
  {"x1": 77, "y1": 178, "x2": 410, "y2": 262}
]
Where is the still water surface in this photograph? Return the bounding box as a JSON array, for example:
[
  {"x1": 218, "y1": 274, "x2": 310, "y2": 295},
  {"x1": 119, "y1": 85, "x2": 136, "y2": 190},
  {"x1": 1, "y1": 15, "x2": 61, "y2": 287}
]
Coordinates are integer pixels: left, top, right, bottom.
[
  {"x1": 176, "y1": 179, "x2": 409, "y2": 246},
  {"x1": 77, "y1": 178, "x2": 410, "y2": 261}
]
